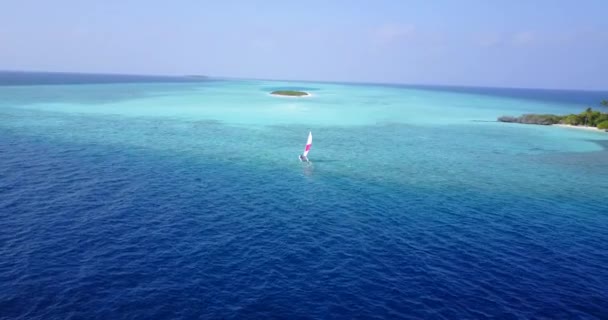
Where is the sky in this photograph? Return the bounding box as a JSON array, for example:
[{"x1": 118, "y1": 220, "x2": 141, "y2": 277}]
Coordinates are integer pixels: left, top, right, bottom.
[{"x1": 1, "y1": 0, "x2": 607, "y2": 90}]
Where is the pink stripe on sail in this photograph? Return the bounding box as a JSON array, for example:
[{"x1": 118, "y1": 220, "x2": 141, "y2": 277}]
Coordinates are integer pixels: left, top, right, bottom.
[{"x1": 305, "y1": 144, "x2": 311, "y2": 152}]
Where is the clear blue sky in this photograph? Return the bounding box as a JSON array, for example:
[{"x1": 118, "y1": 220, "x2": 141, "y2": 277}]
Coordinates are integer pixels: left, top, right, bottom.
[{"x1": 1, "y1": 0, "x2": 607, "y2": 90}]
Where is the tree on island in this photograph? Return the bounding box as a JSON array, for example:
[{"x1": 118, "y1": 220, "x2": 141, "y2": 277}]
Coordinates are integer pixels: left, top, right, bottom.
[
  {"x1": 584, "y1": 107, "x2": 592, "y2": 126},
  {"x1": 599, "y1": 100, "x2": 608, "y2": 129}
]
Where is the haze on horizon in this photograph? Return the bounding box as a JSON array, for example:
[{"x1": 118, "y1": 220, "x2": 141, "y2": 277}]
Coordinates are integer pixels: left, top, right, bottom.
[{"x1": 1, "y1": 0, "x2": 607, "y2": 90}]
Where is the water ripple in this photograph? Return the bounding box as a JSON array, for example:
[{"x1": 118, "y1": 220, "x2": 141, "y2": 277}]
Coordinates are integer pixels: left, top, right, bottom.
[{"x1": 1, "y1": 127, "x2": 608, "y2": 319}]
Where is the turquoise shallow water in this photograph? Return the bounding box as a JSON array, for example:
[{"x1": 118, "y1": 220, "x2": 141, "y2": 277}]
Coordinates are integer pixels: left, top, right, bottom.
[{"x1": 1, "y1": 77, "x2": 607, "y2": 319}]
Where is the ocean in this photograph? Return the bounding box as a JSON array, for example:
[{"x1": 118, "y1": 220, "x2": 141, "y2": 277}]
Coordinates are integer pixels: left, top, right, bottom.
[{"x1": 1, "y1": 72, "x2": 607, "y2": 319}]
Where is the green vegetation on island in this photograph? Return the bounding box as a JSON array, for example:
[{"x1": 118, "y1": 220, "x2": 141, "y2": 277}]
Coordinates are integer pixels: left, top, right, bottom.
[
  {"x1": 498, "y1": 100, "x2": 608, "y2": 131},
  {"x1": 270, "y1": 90, "x2": 310, "y2": 97},
  {"x1": 498, "y1": 114, "x2": 564, "y2": 125}
]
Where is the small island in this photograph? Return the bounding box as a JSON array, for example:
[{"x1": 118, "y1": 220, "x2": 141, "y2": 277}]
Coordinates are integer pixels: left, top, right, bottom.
[
  {"x1": 498, "y1": 101, "x2": 608, "y2": 132},
  {"x1": 270, "y1": 90, "x2": 311, "y2": 97}
]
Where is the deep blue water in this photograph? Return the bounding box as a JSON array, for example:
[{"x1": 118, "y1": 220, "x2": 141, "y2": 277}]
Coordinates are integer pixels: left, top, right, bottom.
[
  {"x1": 379, "y1": 84, "x2": 608, "y2": 107},
  {"x1": 0, "y1": 71, "x2": 207, "y2": 86},
  {"x1": 272, "y1": 77, "x2": 608, "y2": 107},
  {"x1": 1, "y1": 72, "x2": 607, "y2": 319}
]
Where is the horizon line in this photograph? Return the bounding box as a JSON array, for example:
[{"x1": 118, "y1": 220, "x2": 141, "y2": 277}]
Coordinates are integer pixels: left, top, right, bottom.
[{"x1": 1, "y1": 69, "x2": 607, "y2": 93}]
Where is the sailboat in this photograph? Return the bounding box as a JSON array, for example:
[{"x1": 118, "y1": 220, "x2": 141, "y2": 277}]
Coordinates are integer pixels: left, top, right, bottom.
[{"x1": 299, "y1": 131, "x2": 312, "y2": 163}]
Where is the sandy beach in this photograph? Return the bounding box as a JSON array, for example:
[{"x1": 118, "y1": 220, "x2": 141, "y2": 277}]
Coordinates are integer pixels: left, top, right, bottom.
[{"x1": 552, "y1": 124, "x2": 607, "y2": 133}]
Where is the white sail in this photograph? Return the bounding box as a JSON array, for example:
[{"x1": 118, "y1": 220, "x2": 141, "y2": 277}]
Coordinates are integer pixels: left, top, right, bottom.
[{"x1": 302, "y1": 131, "x2": 312, "y2": 157}]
